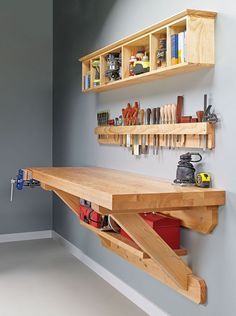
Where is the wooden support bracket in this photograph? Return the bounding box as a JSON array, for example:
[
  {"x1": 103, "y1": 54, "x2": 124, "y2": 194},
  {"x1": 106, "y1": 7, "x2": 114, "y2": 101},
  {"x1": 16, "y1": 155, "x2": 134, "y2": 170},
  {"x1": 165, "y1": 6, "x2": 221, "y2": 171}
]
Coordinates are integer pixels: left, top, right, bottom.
[
  {"x1": 111, "y1": 213, "x2": 192, "y2": 290},
  {"x1": 101, "y1": 236, "x2": 206, "y2": 304},
  {"x1": 160, "y1": 206, "x2": 218, "y2": 234},
  {"x1": 92, "y1": 204, "x2": 219, "y2": 234}
]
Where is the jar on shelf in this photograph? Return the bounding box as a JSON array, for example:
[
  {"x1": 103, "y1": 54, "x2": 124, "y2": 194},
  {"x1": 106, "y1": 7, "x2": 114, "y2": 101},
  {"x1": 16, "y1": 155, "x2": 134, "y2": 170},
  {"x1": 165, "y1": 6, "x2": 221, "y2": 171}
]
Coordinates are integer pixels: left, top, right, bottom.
[
  {"x1": 129, "y1": 55, "x2": 137, "y2": 76},
  {"x1": 157, "y1": 37, "x2": 167, "y2": 68}
]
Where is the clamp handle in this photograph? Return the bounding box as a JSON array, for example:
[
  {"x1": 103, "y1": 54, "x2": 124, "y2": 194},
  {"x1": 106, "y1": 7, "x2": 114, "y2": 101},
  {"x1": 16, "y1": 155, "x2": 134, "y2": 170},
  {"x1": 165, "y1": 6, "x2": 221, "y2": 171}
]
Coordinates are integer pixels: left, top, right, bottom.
[{"x1": 16, "y1": 169, "x2": 25, "y2": 190}]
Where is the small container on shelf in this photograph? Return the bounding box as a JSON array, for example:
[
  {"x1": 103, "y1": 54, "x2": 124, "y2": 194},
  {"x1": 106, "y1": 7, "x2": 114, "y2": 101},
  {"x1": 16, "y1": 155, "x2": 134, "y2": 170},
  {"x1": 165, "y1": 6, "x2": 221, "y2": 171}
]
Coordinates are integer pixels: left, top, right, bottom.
[
  {"x1": 156, "y1": 37, "x2": 167, "y2": 68},
  {"x1": 91, "y1": 59, "x2": 100, "y2": 87},
  {"x1": 104, "y1": 50, "x2": 122, "y2": 83},
  {"x1": 123, "y1": 35, "x2": 150, "y2": 78},
  {"x1": 150, "y1": 27, "x2": 167, "y2": 70}
]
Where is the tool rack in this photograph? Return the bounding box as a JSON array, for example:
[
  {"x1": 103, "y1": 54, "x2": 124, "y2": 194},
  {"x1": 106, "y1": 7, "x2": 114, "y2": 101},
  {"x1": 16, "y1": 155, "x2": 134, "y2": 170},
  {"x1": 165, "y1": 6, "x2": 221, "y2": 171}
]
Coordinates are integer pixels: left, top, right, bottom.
[
  {"x1": 79, "y1": 9, "x2": 216, "y2": 93},
  {"x1": 95, "y1": 122, "x2": 215, "y2": 150},
  {"x1": 25, "y1": 167, "x2": 225, "y2": 304}
]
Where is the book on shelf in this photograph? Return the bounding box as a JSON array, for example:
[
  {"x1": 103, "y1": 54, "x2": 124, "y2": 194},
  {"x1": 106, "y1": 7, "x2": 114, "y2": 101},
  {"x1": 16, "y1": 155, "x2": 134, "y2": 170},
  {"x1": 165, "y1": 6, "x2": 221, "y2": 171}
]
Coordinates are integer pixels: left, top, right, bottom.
[
  {"x1": 171, "y1": 31, "x2": 187, "y2": 65},
  {"x1": 83, "y1": 73, "x2": 91, "y2": 90},
  {"x1": 171, "y1": 34, "x2": 178, "y2": 65}
]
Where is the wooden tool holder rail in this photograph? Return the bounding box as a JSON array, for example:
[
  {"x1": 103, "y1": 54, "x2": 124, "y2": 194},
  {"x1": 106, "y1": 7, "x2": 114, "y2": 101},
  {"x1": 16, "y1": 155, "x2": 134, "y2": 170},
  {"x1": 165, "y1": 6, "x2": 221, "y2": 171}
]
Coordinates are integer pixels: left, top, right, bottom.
[
  {"x1": 95, "y1": 122, "x2": 215, "y2": 150},
  {"x1": 27, "y1": 167, "x2": 225, "y2": 305},
  {"x1": 80, "y1": 9, "x2": 216, "y2": 93}
]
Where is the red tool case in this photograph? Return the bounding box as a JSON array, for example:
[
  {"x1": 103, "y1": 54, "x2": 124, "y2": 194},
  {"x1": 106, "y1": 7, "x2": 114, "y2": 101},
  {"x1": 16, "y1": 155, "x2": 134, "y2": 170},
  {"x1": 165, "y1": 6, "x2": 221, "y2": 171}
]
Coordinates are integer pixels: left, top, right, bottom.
[
  {"x1": 79, "y1": 204, "x2": 102, "y2": 228},
  {"x1": 120, "y1": 213, "x2": 181, "y2": 249}
]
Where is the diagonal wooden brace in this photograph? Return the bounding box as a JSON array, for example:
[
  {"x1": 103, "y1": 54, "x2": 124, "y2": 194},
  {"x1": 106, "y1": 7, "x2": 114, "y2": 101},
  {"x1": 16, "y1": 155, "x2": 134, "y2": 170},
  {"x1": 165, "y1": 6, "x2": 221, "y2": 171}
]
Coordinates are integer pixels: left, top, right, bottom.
[
  {"x1": 112, "y1": 213, "x2": 192, "y2": 290},
  {"x1": 54, "y1": 189, "x2": 80, "y2": 216}
]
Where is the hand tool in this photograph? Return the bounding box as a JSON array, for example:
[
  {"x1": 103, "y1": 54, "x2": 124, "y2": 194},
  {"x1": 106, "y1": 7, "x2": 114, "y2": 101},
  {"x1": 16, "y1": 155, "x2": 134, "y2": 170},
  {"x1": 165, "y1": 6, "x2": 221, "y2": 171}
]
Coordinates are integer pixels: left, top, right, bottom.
[
  {"x1": 155, "y1": 107, "x2": 160, "y2": 154},
  {"x1": 131, "y1": 106, "x2": 142, "y2": 156},
  {"x1": 196, "y1": 111, "x2": 204, "y2": 147},
  {"x1": 202, "y1": 96, "x2": 218, "y2": 150},
  {"x1": 196, "y1": 111, "x2": 204, "y2": 122},
  {"x1": 140, "y1": 109, "x2": 146, "y2": 154},
  {"x1": 203, "y1": 97, "x2": 218, "y2": 123},
  {"x1": 131, "y1": 101, "x2": 139, "y2": 125},
  {"x1": 151, "y1": 108, "x2": 157, "y2": 154},
  {"x1": 176, "y1": 96, "x2": 184, "y2": 145},
  {"x1": 133, "y1": 134, "x2": 140, "y2": 156},
  {"x1": 125, "y1": 103, "x2": 132, "y2": 147},
  {"x1": 164, "y1": 105, "x2": 169, "y2": 147},
  {"x1": 145, "y1": 108, "x2": 151, "y2": 154},
  {"x1": 10, "y1": 169, "x2": 40, "y2": 202},
  {"x1": 121, "y1": 108, "x2": 126, "y2": 146},
  {"x1": 180, "y1": 116, "x2": 192, "y2": 123},
  {"x1": 167, "y1": 104, "x2": 172, "y2": 149},
  {"x1": 202, "y1": 95, "x2": 209, "y2": 150},
  {"x1": 195, "y1": 172, "x2": 211, "y2": 188},
  {"x1": 171, "y1": 104, "x2": 177, "y2": 148},
  {"x1": 132, "y1": 102, "x2": 140, "y2": 151},
  {"x1": 160, "y1": 106, "x2": 165, "y2": 148},
  {"x1": 97, "y1": 111, "x2": 109, "y2": 126}
]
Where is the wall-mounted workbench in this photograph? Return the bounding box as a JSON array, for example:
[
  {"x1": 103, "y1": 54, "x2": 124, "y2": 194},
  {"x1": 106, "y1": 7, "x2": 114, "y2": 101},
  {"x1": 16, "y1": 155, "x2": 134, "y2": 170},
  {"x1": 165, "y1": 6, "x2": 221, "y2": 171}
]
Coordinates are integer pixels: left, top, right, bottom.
[{"x1": 25, "y1": 167, "x2": 225, "y2": 304}]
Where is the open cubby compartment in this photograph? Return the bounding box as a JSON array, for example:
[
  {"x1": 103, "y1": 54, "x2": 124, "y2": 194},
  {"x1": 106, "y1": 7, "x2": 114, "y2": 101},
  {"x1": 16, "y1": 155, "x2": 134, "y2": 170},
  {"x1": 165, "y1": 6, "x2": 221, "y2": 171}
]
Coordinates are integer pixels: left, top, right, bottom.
[
  {"x1": 122, "y1": 35, "x2": 150, "y2": 79},
  {"x1": 100, "y1": 47, "x2": 122, "y2": 85},
  {"x1": 90, "y1": 57, "x2": 101, "y2": 88},
  {"x1": 82, "y1": 59, "x2": 91, "y2": 91},
  {"x1": 167, "y1": 18, "x2": 187, "y2": 66},
  {"x1": 150, "y1": 27, "x2": 168, "y2": 70}
]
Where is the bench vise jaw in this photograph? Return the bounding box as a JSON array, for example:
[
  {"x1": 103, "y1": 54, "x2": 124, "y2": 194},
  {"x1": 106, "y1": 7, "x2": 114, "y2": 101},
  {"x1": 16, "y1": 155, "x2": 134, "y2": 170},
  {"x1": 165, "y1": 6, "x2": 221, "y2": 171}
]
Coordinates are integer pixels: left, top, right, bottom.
[{"x1": 10, "y1": 169, "x2": 40, "y2": 202}]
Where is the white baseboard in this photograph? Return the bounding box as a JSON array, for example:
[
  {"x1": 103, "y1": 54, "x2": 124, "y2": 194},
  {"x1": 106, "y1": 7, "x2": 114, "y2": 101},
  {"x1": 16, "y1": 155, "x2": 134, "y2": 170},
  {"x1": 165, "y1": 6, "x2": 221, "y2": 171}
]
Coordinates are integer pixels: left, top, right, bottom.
[
  {"x1": 52, "y1": 231, "x2": 168, "y2": 316},
  {"x1": 0, "y1": 230, "x2": 52, "y2": 243}
]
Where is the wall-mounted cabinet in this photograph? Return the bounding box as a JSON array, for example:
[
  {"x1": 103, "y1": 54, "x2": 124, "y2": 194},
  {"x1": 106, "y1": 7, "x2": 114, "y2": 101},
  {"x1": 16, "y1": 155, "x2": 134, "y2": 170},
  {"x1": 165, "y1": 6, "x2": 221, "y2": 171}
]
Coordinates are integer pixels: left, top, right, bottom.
[{"x1": 79, "y1": 9, "x2": 216, "y2": 93}]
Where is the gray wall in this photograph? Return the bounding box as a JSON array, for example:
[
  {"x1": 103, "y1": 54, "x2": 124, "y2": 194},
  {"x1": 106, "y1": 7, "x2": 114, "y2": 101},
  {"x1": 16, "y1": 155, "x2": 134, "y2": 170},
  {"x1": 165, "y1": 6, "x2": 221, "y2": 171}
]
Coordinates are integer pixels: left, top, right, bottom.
[
  {"x1": 0, "y1": 0, "x2": 53, "y2": 233},
  {"x1": 53, "y1": 1, "x2": 235, "y2": 315}
]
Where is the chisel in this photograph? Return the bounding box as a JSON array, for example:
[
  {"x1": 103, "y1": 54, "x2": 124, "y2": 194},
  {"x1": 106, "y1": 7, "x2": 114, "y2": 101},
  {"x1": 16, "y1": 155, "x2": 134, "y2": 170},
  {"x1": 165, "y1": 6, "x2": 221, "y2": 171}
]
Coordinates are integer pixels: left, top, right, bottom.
[
  {"x1": 203, "y1": 94, "x2": 208, "y2": 151},
  {"x1": 126, "y1": 103, "x2": 132, "y2": 147},
  {"x1": 155, "y1": 107, "x2": 160, "y2": 154},
  {"x1": 140, "y1": 109, "x2": 146, "y2": 154},
  {"x1": 196, "y1": 110, "x2": 204, "y2": 147},
  {"x1": 171, "y1": 104, "x2": 177, "y2": 148},
  {"x1": 160, "y1": 106, "x2": 165, "y2": 148},
  {"x1": 151, "y1": 108, "x2": 157, "y2": 155},
  {"x1": 176, "y1": 96, "x2": 184, "y2": 146},
  {"x1": 167, "y1": 104, "x2": 172, "y2": 149},
  {"x1": 146, "y1": 108, "x2": 151, "y2": 153},
  {"x1": 164, "y1": 105, "x2": 169, "y2": 147}
]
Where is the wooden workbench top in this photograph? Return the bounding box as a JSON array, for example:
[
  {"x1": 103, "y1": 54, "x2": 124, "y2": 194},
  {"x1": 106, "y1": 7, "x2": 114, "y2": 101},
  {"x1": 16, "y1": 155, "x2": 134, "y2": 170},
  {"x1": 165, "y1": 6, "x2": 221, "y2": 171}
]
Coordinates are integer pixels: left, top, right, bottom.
[{"x1": 27, "y1": 167, "x2": 225, "y2": 212}]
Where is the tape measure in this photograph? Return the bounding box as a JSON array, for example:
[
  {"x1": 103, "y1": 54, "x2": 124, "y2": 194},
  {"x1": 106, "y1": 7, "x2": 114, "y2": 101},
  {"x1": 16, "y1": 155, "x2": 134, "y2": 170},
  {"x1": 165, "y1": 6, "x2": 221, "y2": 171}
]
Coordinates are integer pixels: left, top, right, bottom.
[{"x1": 195, "y1": 173, "x2": 211, "y2": 188}]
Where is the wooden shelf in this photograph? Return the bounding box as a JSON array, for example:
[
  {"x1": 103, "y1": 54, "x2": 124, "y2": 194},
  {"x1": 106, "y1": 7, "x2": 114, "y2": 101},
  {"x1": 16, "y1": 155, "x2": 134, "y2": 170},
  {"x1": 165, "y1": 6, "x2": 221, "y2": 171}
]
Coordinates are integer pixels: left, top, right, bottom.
[
  {"x1": 95, "y1": 122, "x2": 215, "y2": 150},
  {"x1": 79, "y1": 9, "x2": 216, "y2": 92},
  {"x1": 79, "y1": 220, "x2": 188, "y2": 259},
  {"x1": 25, "y1": 167, "x2": 225, "y2": 304}
]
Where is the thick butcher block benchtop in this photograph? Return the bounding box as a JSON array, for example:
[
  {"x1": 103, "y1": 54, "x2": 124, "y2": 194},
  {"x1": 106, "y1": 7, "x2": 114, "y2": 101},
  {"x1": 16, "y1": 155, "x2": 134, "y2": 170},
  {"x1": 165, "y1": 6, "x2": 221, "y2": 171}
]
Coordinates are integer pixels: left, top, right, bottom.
[
  {"x1": 27, "y1": 167, "x2": 225, "y2": 212},
  {"x1": 26, "y1": 166, "x2": 225, "y2": 303}
]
